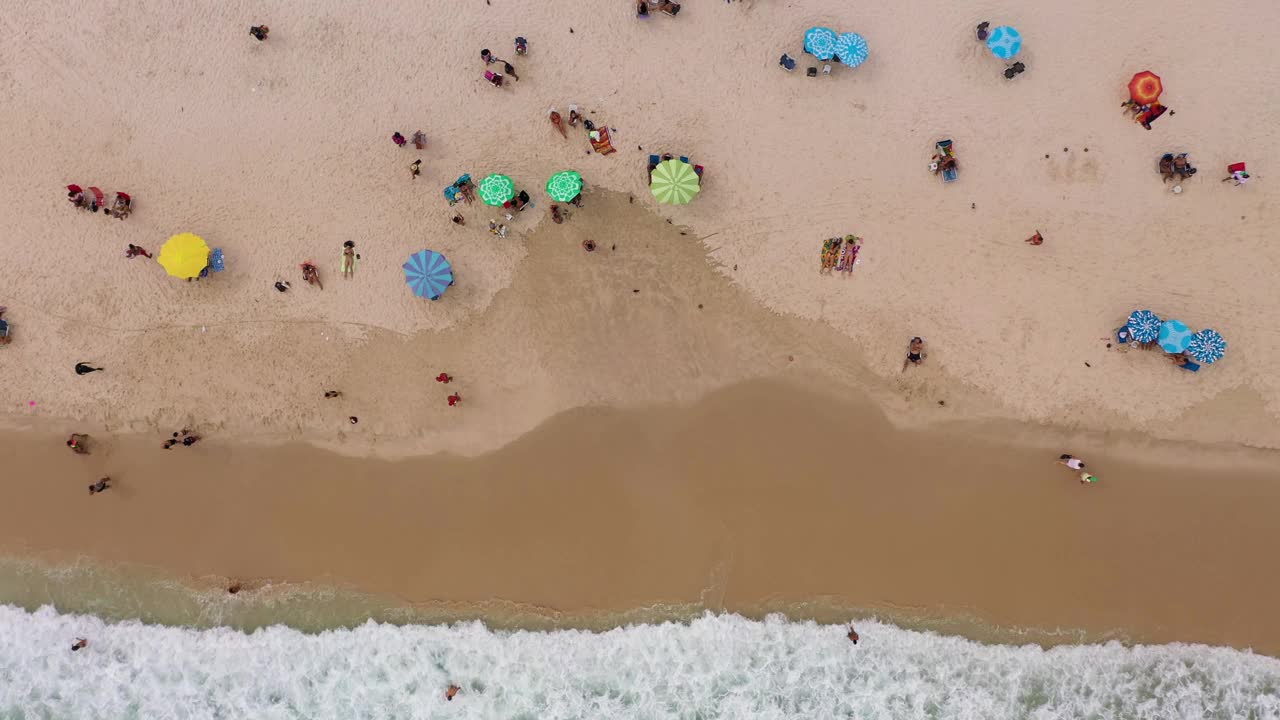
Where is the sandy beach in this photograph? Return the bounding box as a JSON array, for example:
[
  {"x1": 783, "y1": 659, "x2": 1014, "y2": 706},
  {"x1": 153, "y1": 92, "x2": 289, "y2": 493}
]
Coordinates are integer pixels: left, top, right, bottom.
[{"x1": 3, "y1": 0, "x2": 1280, "y2": 672}]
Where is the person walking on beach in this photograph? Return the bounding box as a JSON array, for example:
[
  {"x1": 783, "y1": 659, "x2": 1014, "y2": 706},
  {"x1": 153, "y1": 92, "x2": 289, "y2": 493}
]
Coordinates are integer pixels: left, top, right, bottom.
[
  {"x1": 66, "y1": 434, "x2": 89, "y2": 454},
  {"x1": 71, "y1": 638, "x2": 88, "y2": 652},
  {"x1": 249, "y1": 25, "x2": 269, "y2": 41},
  {"x1": 324, "y1": 390, "x2": 343, "y2": 398},
  {"x1": 410, "y1": 159, "x2": 422, "y2": 179},
  {"x1": 274, "y1": 280, "x2": 291, "y2": 292},
  {"x1": 447, "y1": 393, "x2": 462, "y2": 407},
  {"x1": 502, "y1": 61, "x2": 519, "y2": 81},
  {"x1": 125, "y1": 244, "x2": 151, "y2": 259},
  {"x1": 392, "y1": 131, "x2": 407, "y2": 147},
  {"x1": 88, "y1": 477, "x2": 112, "y2": 495},
  {"x1": 435, "y1": 373, "x2": 452, "y2": 384},
  {"x1": 976, "y1": 21, "x2": 990, "y2": 41},
  {"x1": 452, "y1": 213, "x2": 465, "y2": 226}
]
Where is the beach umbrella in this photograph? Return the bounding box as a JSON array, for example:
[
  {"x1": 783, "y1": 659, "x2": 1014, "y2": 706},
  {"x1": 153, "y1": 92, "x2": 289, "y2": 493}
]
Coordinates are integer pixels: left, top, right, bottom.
[
  {"x1": 1126, "y1": 309, "x2": 1162, "y2": 343},
  {"x1": 1187, "y1": 328, "x2": 1227, "y2": 364},
  {"x1": 804, "y1": 27, "x2": 838, "y2": 60},
  {"x1": 402, "y1": 250, "x2": 454, "y2": 300},
  {"x1": 985, "y1": 26, "x2": 1022, "y2": 60},
  {"x1": 157, "y1": 232, "x2": 210, "y2": 279},
  {"x1": 478, "y1": 174, "x2": 515, "y2": 206},
  {"x1": 649, "y1": 159, "x2": 701, "y2": 205},
  {"x1": 545, "y1": 170, "x2": 583, "y2": 202},
  {"x1": 834, "y1": 33, "x2": 869, "y2": 68},
  {"x1": 1157, "y1": 319, "x2": 1193, "y2": 354},
  {"x1": 1128, "y1": 71, "x2": 1163, "y2": 105}
]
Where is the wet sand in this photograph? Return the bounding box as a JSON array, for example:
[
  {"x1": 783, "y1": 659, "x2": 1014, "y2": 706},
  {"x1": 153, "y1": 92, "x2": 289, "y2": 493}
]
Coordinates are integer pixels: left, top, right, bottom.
[{"x1": 4, "y1": 379, "x2": 1279, "y2": 656}]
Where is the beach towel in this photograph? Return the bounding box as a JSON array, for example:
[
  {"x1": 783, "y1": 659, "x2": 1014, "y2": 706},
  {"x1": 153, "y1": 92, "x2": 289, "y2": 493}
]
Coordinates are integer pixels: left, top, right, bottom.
[
  {"x1": 590, "y1": 126, "x2": 616, "y2": 155},
  {"x1": 340, "y1": 251, "x2": 358, "y2": 275},
  {"x1": 210, "y1": 248, "x2": 225, "y2": 272}
]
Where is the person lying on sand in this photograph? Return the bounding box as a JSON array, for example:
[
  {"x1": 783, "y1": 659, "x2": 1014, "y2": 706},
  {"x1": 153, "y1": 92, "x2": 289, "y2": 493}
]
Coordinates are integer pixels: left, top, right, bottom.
[
  {"x1": 1058, "y1": 454, "x2": 1086, "y2": 470},
  {"x1": 1025, "y1": 230, "x2": 1043, "y2": 245},
  {"x1": 548, "y1": 109, "x2": 567, "y2": 138},
  {"x1": 88, "y1": 477, "x2": 112, "y2": 495},
  {"x1": 301, "y1": 262, "x2": 322, "y2": 289},
  {"x1": 903, "y1": 337, "x2": 926, "y2": 370}
]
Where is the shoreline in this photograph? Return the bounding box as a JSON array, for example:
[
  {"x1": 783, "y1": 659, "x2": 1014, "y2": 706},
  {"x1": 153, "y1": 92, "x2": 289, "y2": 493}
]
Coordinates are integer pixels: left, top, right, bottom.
[{"x1": 5, "y1": 378, "x2": 1279, "y2": 657}]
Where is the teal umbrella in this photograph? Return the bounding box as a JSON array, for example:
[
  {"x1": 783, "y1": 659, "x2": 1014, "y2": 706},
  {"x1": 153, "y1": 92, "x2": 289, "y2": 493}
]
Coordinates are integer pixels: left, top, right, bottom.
[
  {"x1": 479, "y1": 174, "x2": 515, "y2": 206},
  {"x1": 546, "y1": 170, "x2": 583, "y2": 202}
]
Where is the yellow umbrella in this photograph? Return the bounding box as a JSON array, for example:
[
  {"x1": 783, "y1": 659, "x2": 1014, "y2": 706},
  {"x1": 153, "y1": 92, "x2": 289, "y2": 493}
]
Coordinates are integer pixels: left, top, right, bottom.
[{"x1": 158, "y1": 233, "x2": 210, "y2": 279}]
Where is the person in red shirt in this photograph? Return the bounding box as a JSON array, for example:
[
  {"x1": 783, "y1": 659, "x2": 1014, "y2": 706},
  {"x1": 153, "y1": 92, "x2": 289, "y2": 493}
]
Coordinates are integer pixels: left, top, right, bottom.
[
  {"x1": 447, "y1": 393, "x2": 461, "y2": 407},
  {"x1": 436, "y1": 373, "x2": 452, "y2": 384}
]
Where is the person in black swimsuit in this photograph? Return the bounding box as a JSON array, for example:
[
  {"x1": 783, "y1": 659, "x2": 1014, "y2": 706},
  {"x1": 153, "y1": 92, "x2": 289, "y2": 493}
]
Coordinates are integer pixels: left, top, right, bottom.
[{"x1": 903, "y1": 337, "x2": 926, "y2": 371}]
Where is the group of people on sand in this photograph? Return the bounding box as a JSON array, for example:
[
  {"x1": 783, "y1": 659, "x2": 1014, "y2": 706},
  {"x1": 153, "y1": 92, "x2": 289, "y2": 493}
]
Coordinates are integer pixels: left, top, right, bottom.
[
  {"x1": 637, "y1": 0, "x2": 681, "y2": 17},
  {"x1": 67, "y1": 185, "x2": 132, "y2": 219},
  {"x1": 162, "y1": 429, "x2": 202, "y2": 450},
  {"x1": 481, "y1": 43, "x2": 525, "y2": 88}
]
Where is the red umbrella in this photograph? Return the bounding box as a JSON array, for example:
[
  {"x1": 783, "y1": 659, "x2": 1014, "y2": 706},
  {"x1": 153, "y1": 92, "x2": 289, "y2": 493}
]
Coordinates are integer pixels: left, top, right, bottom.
[{"x1": 1128, "y1": 71, "x2": 1163, "y2": 105}]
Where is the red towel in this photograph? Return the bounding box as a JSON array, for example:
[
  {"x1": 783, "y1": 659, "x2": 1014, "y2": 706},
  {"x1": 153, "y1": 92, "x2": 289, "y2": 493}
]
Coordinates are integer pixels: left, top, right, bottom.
[{"x1": 1228, "y1": 162, "x2": 1247, "y2": 173}]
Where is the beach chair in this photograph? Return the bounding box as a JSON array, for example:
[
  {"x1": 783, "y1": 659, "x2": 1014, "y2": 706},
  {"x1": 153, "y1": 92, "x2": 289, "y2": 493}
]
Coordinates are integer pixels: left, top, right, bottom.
[
  {"x1": 1179, "y1": 359, "x2": 1201, "y2": 372},
  {"x1": 935, "y1": 140, "x2": 958, "y2": 182},
  {"x1": 779, "y1": 54, "x2": 796, "y2": 72},
  {"x1": 648, "y1": 154, "x2": 660, "y2": 171},
  {"x1": 210, "y1": 248, "x2": 225, "y2": 273}
]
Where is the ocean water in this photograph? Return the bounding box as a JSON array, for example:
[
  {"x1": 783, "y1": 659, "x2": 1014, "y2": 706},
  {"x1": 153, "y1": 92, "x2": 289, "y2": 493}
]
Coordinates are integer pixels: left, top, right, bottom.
[{"x1": 4, "y1": 605, "x2": 1280, "y2": 720}]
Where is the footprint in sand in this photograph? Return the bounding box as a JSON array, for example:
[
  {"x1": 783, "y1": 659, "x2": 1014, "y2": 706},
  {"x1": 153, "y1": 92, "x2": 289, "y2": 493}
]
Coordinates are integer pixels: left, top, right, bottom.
[{"x1": 1044, "y1": 148, "x2": 1100, "y2": 183}]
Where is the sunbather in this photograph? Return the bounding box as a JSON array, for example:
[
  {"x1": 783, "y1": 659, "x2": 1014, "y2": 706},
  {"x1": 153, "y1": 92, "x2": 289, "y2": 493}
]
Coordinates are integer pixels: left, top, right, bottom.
[
  {"x1": 568, "y1": 105, "x2": 581, "y2": 127},
  {"x1": 549, "y1": 109, "x2": 566, "y2": 137},
  {"x1": 301, "y1": 262, "x2": 322, "y2": 289},
  {"x1": 484, "y1": 71, "x2": 503, "y2": 88},
  {"x1": 551, "y1": 205, "x2": 564, "y2": 224},
  {"x1": 903, "y1": 337, "x2": 927, "y2": 371}
]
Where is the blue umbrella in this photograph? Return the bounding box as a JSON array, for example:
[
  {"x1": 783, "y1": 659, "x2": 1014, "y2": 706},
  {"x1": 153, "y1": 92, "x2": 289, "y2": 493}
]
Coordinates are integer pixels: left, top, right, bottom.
[
  {"x1": 834, "y1": 32, "x2": 869, "y2": 67},
  {"x1": 986, "y1": 25, "x2": 1022, "y2": 60},
  {"x1": 1127, "y1": 310, "x2": 1161, "y2": 343},
  {"x1": 804, "y1": 27, "x2": 838, "y2": 60},
  {"x1": 403, "y1": 250, "x2": 454, "y2": 300},
  {"x1": 1157, "y1": 319, "x2": 1193, "y2": 354},
  {"x1": 1187, "y1": 329, "x2": 1227, "y2": 364}
]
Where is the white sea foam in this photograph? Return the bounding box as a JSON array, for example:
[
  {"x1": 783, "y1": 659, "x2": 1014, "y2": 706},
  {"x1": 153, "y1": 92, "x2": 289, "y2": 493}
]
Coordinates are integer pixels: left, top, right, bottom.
[{"x1": 3, "y1": 604, "x2": 1279, "y2": 720}]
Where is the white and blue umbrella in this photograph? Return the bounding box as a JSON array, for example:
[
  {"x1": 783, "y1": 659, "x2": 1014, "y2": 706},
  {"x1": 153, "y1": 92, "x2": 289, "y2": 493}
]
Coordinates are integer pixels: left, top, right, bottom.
[
  {"x1": 403, "y1": 250, "x2": 454, "y2": 301},
  {"x1": 804, "y1": 27, "x2": 838, "y2": 60},
  {"x1": 1157, "y1": 319, "x2": 1193, "y2": 354},
  {"x1": 834, "y1": 32, "x2": 869, "y2": 68},
  {"x1": 1127, "y1": 310, "x2": 1161, "y2": 343},
  {"x1": 1187, "y1": 329, "x2": 1227, "y2": 364},
  {"x1": 986, "y1": 25, "x2": 1022, "y2": 60}
]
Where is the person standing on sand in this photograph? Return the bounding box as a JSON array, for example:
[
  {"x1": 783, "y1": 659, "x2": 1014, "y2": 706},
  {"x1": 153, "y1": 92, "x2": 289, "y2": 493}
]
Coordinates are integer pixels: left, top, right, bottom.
[
  {"x1": 447, "y1": 393, "x2": 462, "y2": 407},
  {"x1": 410, "y1": 159, "x2": 422, "y2": 179},
  {"x1": 502, "y1": 61, "x2": 519, "y2": 81},
  {"x1": 903, "y1": 337, "x2": 927, "y2": 370}
]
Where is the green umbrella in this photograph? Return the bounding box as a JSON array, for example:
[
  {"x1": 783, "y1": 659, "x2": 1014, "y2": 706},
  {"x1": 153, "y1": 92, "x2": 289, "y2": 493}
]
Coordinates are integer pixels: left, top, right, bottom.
[
  {"x1": 649, "y1": 160, "x2": 700, "y2": 205},
  {"x1": 479, "y1": 174, "x2": 515, "y2": 206},
  {"x1": 545, "y1": 170, "x2": 583, "y2": 202}
]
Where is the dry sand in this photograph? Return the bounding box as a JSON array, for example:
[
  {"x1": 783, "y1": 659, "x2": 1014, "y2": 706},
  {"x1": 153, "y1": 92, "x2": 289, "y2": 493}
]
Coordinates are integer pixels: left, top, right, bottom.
[
  {"x1": 1, "y1": 0, "x2": 1278, "y2": 453},
  {"x1": 3, "y1": 380, "x2": 1280, "y2": 655}
]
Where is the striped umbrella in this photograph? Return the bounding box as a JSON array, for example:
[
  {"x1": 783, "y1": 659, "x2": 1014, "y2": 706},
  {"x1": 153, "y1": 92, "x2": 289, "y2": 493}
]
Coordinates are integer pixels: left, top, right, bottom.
[
  {"x1": 479, "y1": 174, "x2": 515, "y2": 206},
  {"x1": 834, "y1": 32, "x2": 869, "y2": 68},
  {"x1": 1157, "y1": 319, "x2": 1193, "y2": 354},
  {"x1": 1187, "y1": 329, "x2": 1227, "y2": 364},
  {"x1": 986, "y1": 26, "x2": 1022, "y2": 60},
  {"x1": 649, "y1": 159, "x2": 701, "y2": 205},
  {"x1": 402, "y1": 250, "x2": 454, "y2": 300},
  {"x1": 804, "y1": 27, "x2": 838, "y2": 61},
  {"x1": 1126, "y1": 310, "x2": 1161, "y2": 343},
  {"x1": 545, "y1": 170, "x2": 583, "y2": 202}
]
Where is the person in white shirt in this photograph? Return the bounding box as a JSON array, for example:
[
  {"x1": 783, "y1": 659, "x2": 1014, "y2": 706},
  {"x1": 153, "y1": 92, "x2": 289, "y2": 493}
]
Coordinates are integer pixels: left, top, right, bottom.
[{"x1": 1058, "y1": 454, "x2": 1085, "y2": 470}]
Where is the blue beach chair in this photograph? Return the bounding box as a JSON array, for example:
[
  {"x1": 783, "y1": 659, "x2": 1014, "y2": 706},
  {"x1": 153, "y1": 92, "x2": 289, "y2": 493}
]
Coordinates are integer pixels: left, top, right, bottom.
[{"x1": 210, "y1": 248, "x2": 225, "y2": 273}]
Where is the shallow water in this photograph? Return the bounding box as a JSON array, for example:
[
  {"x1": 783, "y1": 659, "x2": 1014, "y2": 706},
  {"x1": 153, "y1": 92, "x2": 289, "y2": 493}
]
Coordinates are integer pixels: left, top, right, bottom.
[{"x1": 5, "y1": 604, "x2": 1280, "y2": 720}]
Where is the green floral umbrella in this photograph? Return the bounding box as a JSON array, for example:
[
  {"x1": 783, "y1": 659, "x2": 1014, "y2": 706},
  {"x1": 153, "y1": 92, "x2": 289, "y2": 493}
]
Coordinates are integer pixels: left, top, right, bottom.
[
  {"x1": 649, "y1": 160, "x2": 700, "y2": 205},
  {"x1": 545, "y1": 170, "x2": 583, "y2": 202},
  {"x1": 479, "y1": 173, "x2": 515, "y2": 206}
]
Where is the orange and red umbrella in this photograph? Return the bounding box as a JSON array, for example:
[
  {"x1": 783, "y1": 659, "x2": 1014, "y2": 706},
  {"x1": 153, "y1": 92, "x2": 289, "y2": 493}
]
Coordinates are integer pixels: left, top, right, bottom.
[{"x1": 1128, "y1": 71, "x2": 1162, "y2": 105}]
